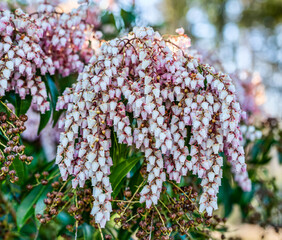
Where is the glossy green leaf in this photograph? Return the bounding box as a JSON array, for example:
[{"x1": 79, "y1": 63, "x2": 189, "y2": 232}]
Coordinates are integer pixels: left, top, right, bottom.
[
  {"x1": 120, "y1": 8, "x2": 135, "y2": 28},
  {"x1": 113, "y1": 178, "x2": 126, "y2": 200},
  {"x1": 3, "y1": 92, "x2": 17, "y2": 109},
  {"x1": 110, "y1": 155, "x2": 142, "y2": 199},
  {"x1": 82, "y1": 223, "x2": 94, "y2": 240},
  {"x1": 37, "y1": 110, "x2": 51, "y2": 135},
  {"x1": 16, "y1": 185, "x2": 47, "y2": 230},
  {"x1": 52, "y1": 109, "x2": 63, "y2": 127},
  {"x1": 34, "y1": 186, "x2": 52, "y2": 229},
  {"x1": 19, "y1": 94, "x2": 32, "y2": 115},
  {"x1": 56, "y1": 212, "x2": 74, "y2": 229},
  {"x1": 101, "y1": 12, "x2": 116, "y2": 25},
  {"x1": 12, "y1": 156, "x2": 25, "y2": 183},
  {"x1": 128, "y1": 163, "x2": 143, "y2": 193},
  {"x1": 38, "y1": 74, "x2": 60, "y2": 130},
  {"x1": 46, "y1": 74, "x2": 59, "y2": 110},
  {"x1": 218, "y1": 174, "x2": 233, "y2": 217}
]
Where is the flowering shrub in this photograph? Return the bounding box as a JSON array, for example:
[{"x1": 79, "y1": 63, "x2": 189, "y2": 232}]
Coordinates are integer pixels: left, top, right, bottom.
[
  {"x1": 55, "y1": 26, "x2": 250, "y2": 229},
  {"x1": 0, "y1": 1, "x2": 281, "y2": 240},
  {"x1": 34, "y1": 0, "x2": 99, "y2": 77},
  {"x1": 0, "y1": 9, "x2": 54, "y2": 113},
  {"x1": 0, "y1": 0, "x2": 104, "y2": 114}
]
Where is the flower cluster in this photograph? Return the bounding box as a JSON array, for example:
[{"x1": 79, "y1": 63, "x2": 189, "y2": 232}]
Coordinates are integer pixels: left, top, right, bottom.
[
  {"x1": 56, "y1": 27, "x2": 250, "y2": 228},
  {"x1": 185, "y1": 41, "x2": 265, "y2": 122},
  {"x1": 34, "y1": 0, "x2": 102, "y2": 77},
  {"x1": 0, "y1": 9, "x2": 54, "y2": 113},
  {"x1": 179, "y1": 31, "x2": 265, "y2": 145}
]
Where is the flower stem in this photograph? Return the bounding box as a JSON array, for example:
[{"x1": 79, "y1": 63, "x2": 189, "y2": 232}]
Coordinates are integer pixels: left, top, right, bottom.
[{"x1": 98, "y1": 224, "x2": 104, "y2": 240}]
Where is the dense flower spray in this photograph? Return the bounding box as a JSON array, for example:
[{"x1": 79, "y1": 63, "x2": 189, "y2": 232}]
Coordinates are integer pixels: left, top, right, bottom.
[
  {"x1": 34, "y1": 0, "x2": 102, "y2": 77},
  {"x1": 176, "y1": 28, "x2": 264, "y2": 143},
  {"x1": 0, "y1": 9, "x2": 54, "y2": 113},
  {"x1": 56, "y1": 27, "x2": 251, "y2": 228},
  {"x1": 170, "y1": 29, "x2": 265, "y2": 119}
]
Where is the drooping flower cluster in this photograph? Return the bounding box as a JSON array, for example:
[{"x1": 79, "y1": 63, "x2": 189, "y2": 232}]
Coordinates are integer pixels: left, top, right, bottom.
[
  {"x1": 56, "y1": 27, "x2": 250, "y2": 228},
  {"x1": 0, "y1": 9, "x2": 54, "y2": 113},
  {"x1": 181, "y1": 36, "x2": 265, "y2": 122},
  {"x1": 34, "y1": 0, "x2": 102, "y2": 77},
  {"x1": 176, "y1": 29, "x2": 265, "y2": 144}
]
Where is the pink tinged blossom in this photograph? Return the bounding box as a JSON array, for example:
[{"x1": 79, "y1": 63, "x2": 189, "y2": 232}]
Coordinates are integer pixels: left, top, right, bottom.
[{"x1": 55, "y1": 27, "x2": 250, "y2": 227}]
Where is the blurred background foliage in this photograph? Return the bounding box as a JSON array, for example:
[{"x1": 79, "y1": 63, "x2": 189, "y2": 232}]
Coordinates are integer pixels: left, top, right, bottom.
[{"x1": 156, "y1": 0, "x2": 282, "y2": 118}]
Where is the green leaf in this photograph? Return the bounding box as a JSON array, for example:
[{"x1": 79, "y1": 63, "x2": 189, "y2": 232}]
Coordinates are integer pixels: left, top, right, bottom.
[
  {"x1": 3, "y1": 92, "x2": 30, "y2": 115},
  {"x1": 251, "y1": 139, "x2": 263, "y2": 161},
  {"x1": 218, "y1": 174, "x2": 233, "y2": 217},
  {"x1": 118, "y1": 228, "x2": 133, "y2": 240},
  {"x1": 82, "y1": 223, "x2": 94, "y2": 240},
  {"x1": 3, "y1": 92, "x2": 17, "y2": 109},
  {"x1": 120, "y1": 8, "x2": 135, "y2": 28},
  {"x1": 15, "y1": 94, "x2": 22, "y2": 116},
  {"x1": 93, "y1": 230, "x2": 103, "y2": 240},
  {"x1": 37, "y1": 110, "x2": 51, "y2": 135},
  {"x1": 37, "y1": 74, "x2": 60, "y2": 132},
  {"x1": 41, "y1": 159, "x2": 56, "y2": 171},
  {"x1": 19, "y1": 95, "x2": 32, "y2": 115},
  {"x1": 240, "y1": 184, "x2": 255, "y2": 206},
  {"x1": 12, "y1": 156, "x2": 25, "y2": 183},
  {"x1": 128, "y1": 163, "x2": 143, "y2": 193},
  {"x1": 110, "y1": 130, "x2": 120, "y2": 166},
  {"x1": 52, "y1": 109, "x2": 63, "y2": 127},
  {"x1": 101, "y1": 12, "x2": 116, "y2": 25},
  {"x1": 16, "y1": 185, "x2": 47, "y2": 230},
  {"x1": 34, "y1": 186, "x2": 52, "y2": 229},
  {"x1": 113, "y1": 178, "x2": 126, "y2": 200},
  {"x1": 56, "y1": 212, "x2": 74, "y2": 228},
  {"x1": 56, "y1": 74, "x2": 77, "y2": 93},
  {"x1": 110, "y1": 155, "x2": 142, "y2": 199},
  {"x1": 45, "y1": 74, "x2": 59, "y2": 110}
]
